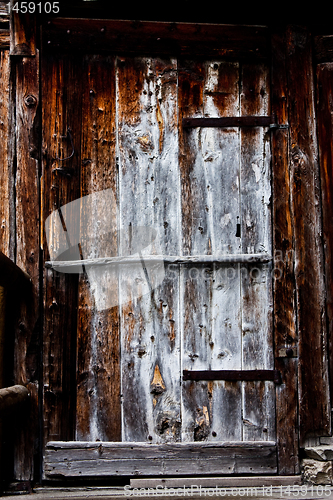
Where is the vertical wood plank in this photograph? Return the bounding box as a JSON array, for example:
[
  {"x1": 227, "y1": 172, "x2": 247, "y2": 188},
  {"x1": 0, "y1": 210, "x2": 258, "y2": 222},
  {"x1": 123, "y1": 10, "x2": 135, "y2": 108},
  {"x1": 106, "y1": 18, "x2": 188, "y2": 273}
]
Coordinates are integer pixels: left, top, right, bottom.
[
  {"x1": 206, "y1": 62, "x2": 242, "y2": 443},
  {"x1": 118, "y1": 57, "x2": 181, "y2": 443},
  {"x1": 316, "y1": 62, "x2": 333, "y2": 428},
  {"x1": 240, "y1": 62, "x2": 274, "y2": 441},
  {"x1": 286, "y1": 26, "x2": 330, "y2": 443},
  {"x1": 14, "y1": 53, "x2": 39, "y2": 480},
  {"x1": 10, "y1": 0, "x2": 36, "y2": 56},
  {"x1": 271, "y1": 29, "x2": 299, "y2": 474},
  {"x1": 76, "y1": 55, "x2": 121, "y2": 441},
  {"x1": 179, "y1": 60, "x2": 243, "y2": 442},
  {"x1": 0, "y1": 50, "x2": 14, "y2": 260},
  {"x1": 42, "y1": 55, "x2": 81, "y2": 446},
  {"x1": 178, "y1": 60, "x2": 209, "y2": 443}
]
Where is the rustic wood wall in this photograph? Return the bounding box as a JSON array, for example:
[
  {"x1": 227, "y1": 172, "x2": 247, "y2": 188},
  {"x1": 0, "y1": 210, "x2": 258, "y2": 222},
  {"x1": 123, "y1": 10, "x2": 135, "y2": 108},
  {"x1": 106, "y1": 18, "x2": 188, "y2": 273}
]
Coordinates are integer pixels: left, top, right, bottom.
[
  {"x1": 1, "y1": 11, "x2": 333, "y2": 484},
  {"x1": 0, "y1": 1, "x2": 40, "y2": 487}
]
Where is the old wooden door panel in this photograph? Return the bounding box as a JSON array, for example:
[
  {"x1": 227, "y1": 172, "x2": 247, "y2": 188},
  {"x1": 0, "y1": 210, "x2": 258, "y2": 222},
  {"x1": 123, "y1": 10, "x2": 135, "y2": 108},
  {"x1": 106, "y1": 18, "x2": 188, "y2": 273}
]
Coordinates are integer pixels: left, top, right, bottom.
[
  {"x1": 42, "y1": 50, "x2": 276, "y2": 474},
  {"x1": 117, "y1": 56, "x2": 181, "y2": 443}
]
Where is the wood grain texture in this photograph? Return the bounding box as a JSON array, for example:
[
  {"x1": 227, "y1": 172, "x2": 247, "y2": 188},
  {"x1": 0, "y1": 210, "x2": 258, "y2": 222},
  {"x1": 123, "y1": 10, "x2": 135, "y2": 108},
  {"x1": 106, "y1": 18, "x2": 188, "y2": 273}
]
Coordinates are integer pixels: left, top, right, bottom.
[
  {"x1": 76, "y1": 55, "x2": 120, "y2": 442},
  {"x1": 180, "y1": 60, "x2": 244, "y2": 443},
  {"x1": 118, "y1": 56, "x2": 181, "y2": 443},
  {"x1": 316, "y1": 62, "x2": 333, "y2": 422},
  {"x1": 44, "y1": 441, "x2": 277, "y2": 478},
  {"x1": 286, "y1": 26, "x2": 330, "y2": 443},
  {"x1": 271, "y1": 29, "x2": 298, "y2": 474},
  {"x1": 14, "y1": 53, "x2": 40, "y2": 481},
  {"x1": 240, "y1": 62, "x2": 274, "y2": 442},
  {"x1": 39, "y1": 45, "x2": 284, "y2": 475},
  {"x1": 0, "y1": 50, "x2": 14, "y2": 259},
  {"x1": 0, "y1": 29, "x2": 9, "y2": 48},
  {"x1": 10, "y1": 0, "x2": 36, "y2": 56},
  {"x1": 42, "y1": 55, "x2": 81, "y2": 445}
]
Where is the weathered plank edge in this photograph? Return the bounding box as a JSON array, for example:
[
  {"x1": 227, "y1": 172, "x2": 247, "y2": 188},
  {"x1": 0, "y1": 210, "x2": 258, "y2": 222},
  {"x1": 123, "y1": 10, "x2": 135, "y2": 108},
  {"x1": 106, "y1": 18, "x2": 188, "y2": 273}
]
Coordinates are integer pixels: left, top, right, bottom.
[
  {"x1": 46, "y1": 440, "x2": 276, "y2": 449},
  {"x1": 286, "y1": 25, "x2": 330, "y2": 443},
  {"x1": 13, "y1": 46, "x2": 40, "y2": 481},
  {"x1": 9, "y1": 0, "x2": 36, "y2": 56},
  {"x1": 316, "y1": 63, "x2": 333, "y2": 424},
  {"x1": 271, "y1": 28, "x2": 299, "y2": 474},
  {"x1": 44, "y1": 441, "x2": 277, "y2": 478}
]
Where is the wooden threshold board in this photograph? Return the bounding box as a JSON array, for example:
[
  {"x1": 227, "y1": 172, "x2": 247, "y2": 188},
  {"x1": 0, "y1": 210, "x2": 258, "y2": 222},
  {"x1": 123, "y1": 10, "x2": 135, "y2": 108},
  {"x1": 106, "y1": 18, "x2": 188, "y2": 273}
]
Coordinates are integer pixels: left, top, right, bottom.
[{"x1": 44, "y1": 441, "x2": 277, "y2": 479}]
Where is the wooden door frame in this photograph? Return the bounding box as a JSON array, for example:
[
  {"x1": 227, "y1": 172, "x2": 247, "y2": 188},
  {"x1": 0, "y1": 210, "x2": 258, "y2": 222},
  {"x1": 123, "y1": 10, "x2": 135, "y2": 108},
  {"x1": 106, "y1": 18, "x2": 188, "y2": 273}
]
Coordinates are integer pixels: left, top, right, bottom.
[{"x1": 8, "y1": 11, "x2": 331, "y2": 480}]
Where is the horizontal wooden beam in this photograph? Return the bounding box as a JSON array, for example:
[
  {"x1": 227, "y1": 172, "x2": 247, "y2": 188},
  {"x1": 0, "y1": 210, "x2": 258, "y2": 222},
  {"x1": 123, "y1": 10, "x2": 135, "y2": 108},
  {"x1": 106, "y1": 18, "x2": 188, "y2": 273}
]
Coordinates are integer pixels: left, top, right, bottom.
[
  {"x1": 42, "y1": 19, "x2": 268, "y2": 59},
  {"x1": 45, "y1": 253, "x2": 272, "y2": 271},
  {"x1": 44, "y1": 441, "x2": 277, "y2": 478},
  {"x1": 0, "y1": 385, "x2": 30, "y2": 414}
]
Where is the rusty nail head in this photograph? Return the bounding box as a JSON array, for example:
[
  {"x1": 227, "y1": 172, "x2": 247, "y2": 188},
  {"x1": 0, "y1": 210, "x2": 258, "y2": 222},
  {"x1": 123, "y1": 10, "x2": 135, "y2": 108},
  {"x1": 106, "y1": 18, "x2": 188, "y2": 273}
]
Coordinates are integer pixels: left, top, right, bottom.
[
  {"x1": 286, "y1": 348, "x2": 294, "y2": 357},
  {"x1": 148, "y1": 435, "x2": 153, "y2": 441},
  {"x1": 212, "y1": 431, "x2": 217, "y2": 437}
]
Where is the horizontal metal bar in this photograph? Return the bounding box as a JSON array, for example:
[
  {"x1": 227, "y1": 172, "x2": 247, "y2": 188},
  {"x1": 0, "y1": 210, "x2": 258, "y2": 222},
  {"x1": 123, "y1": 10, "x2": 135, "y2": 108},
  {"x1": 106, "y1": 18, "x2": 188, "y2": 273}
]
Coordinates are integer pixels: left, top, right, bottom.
[
  {"x1": 183, "y1": 370, "x2": 282, "y2": 384},
  {"x1": 45, "y1": 253, "x2": 272, "y2": 269},
  {"x1": 182, "y1": 116, "x2": 273, "y2": 128}
]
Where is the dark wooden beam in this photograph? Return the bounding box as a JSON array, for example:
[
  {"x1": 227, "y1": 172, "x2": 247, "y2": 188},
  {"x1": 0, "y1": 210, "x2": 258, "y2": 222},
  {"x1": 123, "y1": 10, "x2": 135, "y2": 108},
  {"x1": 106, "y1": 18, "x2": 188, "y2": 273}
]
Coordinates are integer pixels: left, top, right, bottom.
[
  {"x1": 286, "y1": 26, "x2": 330, "y2": 444},
  {"x1": 13, "y1": 50, "x2": 40, "y2": 481},
  {"x1": 9, "y1": 0, "x2": 36, "y2": 56},
  {"x1": 42, "y1": 19, "x2": 269, "y2": 59},
  {"x1": 271, "y1": 27, "x2": 299, "y2": 475}
]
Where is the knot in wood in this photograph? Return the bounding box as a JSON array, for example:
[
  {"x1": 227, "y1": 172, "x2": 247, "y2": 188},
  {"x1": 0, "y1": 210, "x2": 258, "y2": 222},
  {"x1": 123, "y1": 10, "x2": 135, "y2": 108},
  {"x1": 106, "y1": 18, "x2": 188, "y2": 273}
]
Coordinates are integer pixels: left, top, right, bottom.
[{"x1": 24, "y1": 94, "x2": 37, "y2": 108}]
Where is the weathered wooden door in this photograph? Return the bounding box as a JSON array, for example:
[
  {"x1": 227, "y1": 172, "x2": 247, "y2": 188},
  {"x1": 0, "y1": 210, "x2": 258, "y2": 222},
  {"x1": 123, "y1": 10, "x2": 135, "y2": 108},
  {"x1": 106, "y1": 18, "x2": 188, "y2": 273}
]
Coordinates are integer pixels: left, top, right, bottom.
[{"x1": 42, "y1": 23, "x2": 277, "y2": 478}]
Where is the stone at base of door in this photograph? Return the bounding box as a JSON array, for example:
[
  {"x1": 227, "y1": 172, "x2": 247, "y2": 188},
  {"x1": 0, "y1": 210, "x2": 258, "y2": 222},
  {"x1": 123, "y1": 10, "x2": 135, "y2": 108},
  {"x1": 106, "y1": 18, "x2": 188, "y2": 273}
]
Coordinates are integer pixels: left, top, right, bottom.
[{"x1": 302, "y1": 439, "x2": 333, "y2": 485}]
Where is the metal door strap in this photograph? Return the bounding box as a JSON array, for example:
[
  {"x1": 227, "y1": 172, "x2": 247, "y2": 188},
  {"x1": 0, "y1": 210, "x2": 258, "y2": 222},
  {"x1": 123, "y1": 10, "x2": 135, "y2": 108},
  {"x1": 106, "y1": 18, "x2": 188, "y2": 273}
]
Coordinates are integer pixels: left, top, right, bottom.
[{"x1": 183, "y1": 369, "x2": 282, "y2": 384}]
